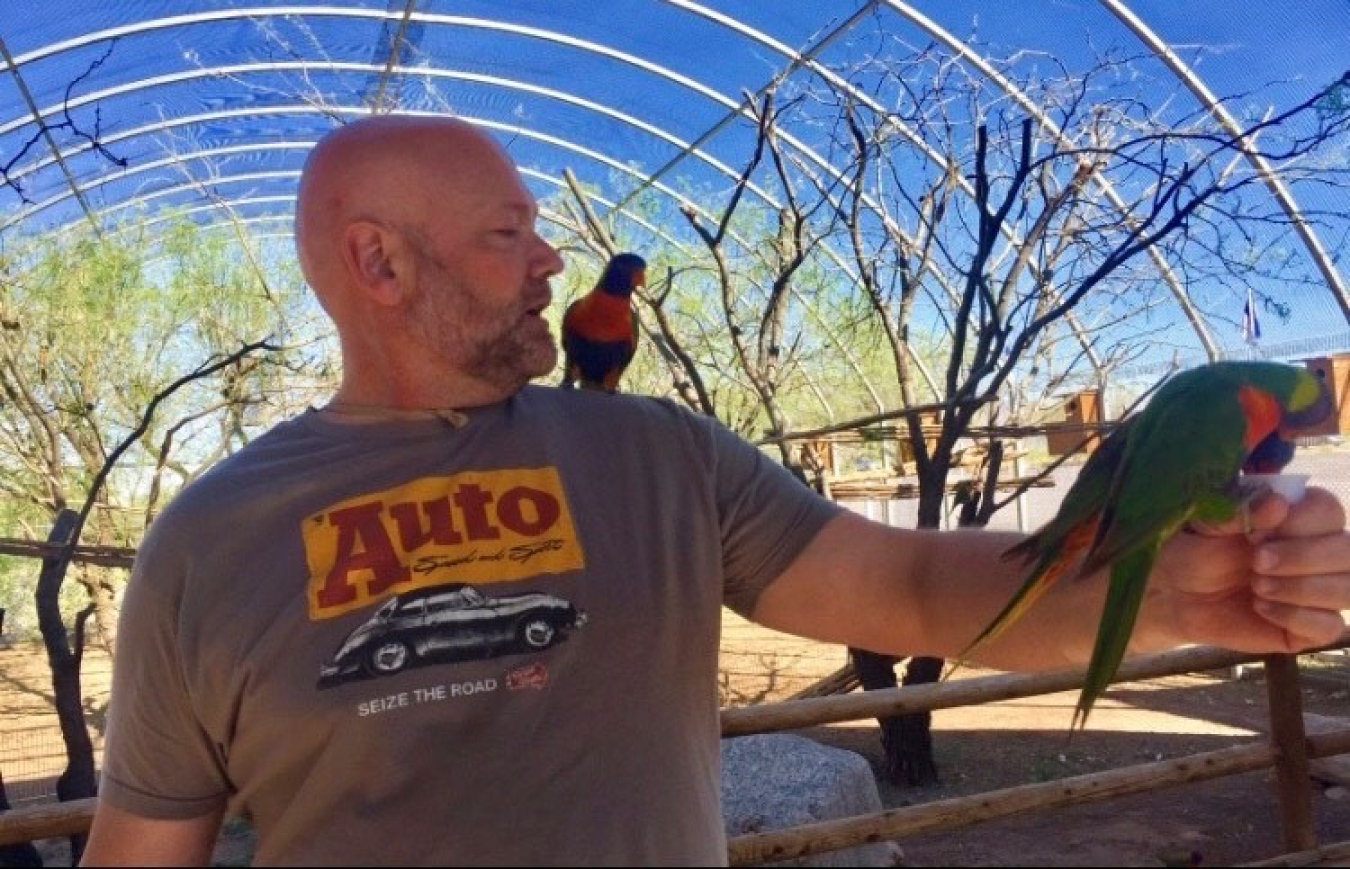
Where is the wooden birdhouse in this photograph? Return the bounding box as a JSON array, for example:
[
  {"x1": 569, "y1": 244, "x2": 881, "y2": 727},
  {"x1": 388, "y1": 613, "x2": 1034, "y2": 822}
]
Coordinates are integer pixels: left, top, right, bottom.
[
  {"x1": 1045, "y1": 388, "x2": 1103, "y2": 457},
  {"x1": 1301, "y1": 355, "x2": 1350, "y2": 437},
  {"x1": 894, "y1": 409, "x2": 942, "y2": 469}
]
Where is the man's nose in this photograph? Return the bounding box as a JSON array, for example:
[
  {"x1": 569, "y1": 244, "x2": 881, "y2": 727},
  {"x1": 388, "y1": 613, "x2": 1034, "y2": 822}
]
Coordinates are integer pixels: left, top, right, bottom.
[{"x1": 530, "y1": 233, "x2": 565, "y2": 279}]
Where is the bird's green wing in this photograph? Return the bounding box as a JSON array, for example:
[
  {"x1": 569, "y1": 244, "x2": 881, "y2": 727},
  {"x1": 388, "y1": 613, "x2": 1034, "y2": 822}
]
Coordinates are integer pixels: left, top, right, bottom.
[{"x1": 1077, "y1": 375, "x2": 1246, "y2": 580}]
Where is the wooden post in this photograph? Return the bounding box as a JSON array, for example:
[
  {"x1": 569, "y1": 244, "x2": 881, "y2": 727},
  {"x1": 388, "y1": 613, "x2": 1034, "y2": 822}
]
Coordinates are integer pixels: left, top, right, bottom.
[{"x1": 1264, "y1": 653, "x2": 1317, "y2": 853}]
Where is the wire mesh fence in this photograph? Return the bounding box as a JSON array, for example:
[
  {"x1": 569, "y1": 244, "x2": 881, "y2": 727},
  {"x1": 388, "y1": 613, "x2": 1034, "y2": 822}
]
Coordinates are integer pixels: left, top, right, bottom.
[
  {"x1": 0, "y1": 644, "x2": 110, "y2": 809},
  {"x1": 1, "y1": 729, "x2": 87, "y2": 806}
]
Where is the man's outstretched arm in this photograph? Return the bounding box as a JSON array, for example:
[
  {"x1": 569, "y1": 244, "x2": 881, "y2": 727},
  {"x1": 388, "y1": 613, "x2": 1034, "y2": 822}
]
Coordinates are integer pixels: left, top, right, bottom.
[{"x1": 753, "y1": 488, "x2": 1350, "y2": 671}]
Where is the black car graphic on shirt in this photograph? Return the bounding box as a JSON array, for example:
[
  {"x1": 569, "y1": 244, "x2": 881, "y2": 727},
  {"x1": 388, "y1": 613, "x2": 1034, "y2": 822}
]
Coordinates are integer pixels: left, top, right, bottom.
[{"x1": 317, "y1": 582, "x2": 587, "y2": 686}]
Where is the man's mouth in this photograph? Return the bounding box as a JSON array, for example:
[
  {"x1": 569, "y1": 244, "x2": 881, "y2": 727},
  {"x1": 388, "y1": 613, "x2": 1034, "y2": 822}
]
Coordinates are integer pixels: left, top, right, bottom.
[
  {"x1": 523, "y1": 287, "x2": 551, "y2": 318},
  {"x1": 521, "y1": 300, "x2": 552, "y2": 334}
]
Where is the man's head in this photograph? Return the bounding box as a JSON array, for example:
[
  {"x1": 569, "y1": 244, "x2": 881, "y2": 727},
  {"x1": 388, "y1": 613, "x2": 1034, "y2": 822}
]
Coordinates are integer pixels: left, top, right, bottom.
[{"x1": 295, "y1": 115, "x2": 565, "y2": 407}]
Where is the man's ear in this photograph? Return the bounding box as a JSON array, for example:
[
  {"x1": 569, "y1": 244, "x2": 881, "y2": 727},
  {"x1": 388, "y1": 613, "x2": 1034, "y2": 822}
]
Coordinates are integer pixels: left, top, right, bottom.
[{"x1": 341, "y1": 220, "x2": 409, "y2": 307}]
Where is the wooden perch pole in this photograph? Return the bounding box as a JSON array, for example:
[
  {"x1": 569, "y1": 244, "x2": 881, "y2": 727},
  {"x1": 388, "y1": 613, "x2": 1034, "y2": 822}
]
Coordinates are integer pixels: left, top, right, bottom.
[{"x1": 1264, "y1": 653, "x2": 1317, "y2": 852}]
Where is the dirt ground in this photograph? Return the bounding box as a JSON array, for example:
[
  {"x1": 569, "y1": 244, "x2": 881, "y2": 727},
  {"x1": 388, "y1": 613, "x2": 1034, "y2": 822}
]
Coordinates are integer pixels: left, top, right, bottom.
[{"x1": 5, "y1": 614, "x2": 1350, "y2": 867}]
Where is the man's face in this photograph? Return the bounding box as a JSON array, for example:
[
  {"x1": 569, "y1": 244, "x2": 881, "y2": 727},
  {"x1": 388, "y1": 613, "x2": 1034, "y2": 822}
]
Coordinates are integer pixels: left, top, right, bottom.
[
  {"x1": 404, "y1": 236, "x2": 557, "y2": 393},
  {"x1": 400, "y1": 154, "x2": 562, "y2": 394}
]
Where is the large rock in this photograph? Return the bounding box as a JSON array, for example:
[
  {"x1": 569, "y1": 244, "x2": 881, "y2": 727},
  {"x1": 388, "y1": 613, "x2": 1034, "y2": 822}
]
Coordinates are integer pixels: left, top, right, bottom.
[{"x1": 721, "y1": 733, "x2": 899, "y2": 867}]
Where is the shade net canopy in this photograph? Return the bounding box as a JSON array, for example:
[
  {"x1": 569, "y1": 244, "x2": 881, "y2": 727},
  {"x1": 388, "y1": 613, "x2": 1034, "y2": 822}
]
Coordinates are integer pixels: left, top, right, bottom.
[{"x1": 1, "y1": 1, "x2": 1348, "y2": 386}]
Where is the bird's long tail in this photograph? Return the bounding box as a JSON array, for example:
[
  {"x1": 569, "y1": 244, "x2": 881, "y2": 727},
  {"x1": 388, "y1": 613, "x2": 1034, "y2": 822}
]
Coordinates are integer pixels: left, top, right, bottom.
[
  {"x1": 1072, "y1": 543, "x2": 1156, "y2": 731},
  {"x1": 951, "y1": 518, "x2": 1099, "y2": 674}
]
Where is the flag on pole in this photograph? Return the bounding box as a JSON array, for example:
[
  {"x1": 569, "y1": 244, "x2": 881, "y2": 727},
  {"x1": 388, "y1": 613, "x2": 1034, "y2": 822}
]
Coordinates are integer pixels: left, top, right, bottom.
[{"x1": 1242, "y1": 287, "x2": 1262, "y2": 345}]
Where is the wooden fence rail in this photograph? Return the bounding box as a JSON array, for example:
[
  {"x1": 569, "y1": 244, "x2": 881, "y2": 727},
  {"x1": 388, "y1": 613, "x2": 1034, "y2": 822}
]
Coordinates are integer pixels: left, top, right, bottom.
[
  {"x1": 720, "y1": 640, "x2": 1347, "y2": 736},
  {"x1": 0, "y1": 537, "x2": 135, "y2": 569},
  {"x1": 0, "y1": 798, "x2": 95, "y2": 847}
]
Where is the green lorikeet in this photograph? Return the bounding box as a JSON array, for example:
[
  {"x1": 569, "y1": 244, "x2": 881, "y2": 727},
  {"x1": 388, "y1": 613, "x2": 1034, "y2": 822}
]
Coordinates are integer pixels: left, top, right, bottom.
[
  {"x1": 959, "y1": 360, "x2": 1332, "y2": 729},
  {"x1": 560, "y1": 252, "x2": 646, "y2": 392}
]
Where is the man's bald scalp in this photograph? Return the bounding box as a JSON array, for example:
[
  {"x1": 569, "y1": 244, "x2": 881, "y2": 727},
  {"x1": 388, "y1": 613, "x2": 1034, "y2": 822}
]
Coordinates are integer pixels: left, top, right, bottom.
[{"x1": 293, "y1": 116, "x2": 508, "y2": 305}]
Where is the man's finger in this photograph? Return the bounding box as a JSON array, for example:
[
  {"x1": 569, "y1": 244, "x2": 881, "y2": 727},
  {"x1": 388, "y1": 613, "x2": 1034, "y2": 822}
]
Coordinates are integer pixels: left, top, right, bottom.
[
  {"x1": 1264, "y1": 487, "x2": 1347, "y2": 539},
  {"x1": 1253, "y1": 529, "x2": 1350, "y2": 579},
  {"x1": 1254, "y1": 570, "x2": 1350, "y2": 611},
  {"x1": 1252, "y1": 600, "x2": 1348, "y2": 651}
]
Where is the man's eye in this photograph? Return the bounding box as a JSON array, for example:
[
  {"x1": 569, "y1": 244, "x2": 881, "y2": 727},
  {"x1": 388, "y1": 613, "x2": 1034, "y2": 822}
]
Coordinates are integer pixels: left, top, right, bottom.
[{"x1": 494, "y1": 228, "x2": 521, "y2": 238}]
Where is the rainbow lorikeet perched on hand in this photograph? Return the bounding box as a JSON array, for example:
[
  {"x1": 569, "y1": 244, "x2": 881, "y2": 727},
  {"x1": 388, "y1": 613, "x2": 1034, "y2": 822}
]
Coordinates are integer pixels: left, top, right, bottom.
[
  {"x1": 560, "y1": 252, "x2": 646, "y2": 392},
  {"x1": 958, "y1": 360, "x2": 1332, "y2": 730}
]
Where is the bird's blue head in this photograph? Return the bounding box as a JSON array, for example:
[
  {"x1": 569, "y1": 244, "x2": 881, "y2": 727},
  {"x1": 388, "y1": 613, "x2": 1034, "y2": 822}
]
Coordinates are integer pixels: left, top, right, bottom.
[{"x1": 599, "y1": 252, "x2": 647, "y2": 297}]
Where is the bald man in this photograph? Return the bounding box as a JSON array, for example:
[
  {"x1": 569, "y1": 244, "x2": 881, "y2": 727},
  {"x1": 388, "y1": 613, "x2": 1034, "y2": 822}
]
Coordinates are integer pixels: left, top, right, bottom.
[{"x1": 84, "y1": 116, "x2": 1350, "y2": 866}]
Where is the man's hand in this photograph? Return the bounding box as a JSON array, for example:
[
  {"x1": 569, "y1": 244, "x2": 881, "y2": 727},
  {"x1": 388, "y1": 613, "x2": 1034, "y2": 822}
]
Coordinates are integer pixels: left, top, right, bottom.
[{"x1": 1143, "y1": 486, "x2": 1350, "y2": 655}]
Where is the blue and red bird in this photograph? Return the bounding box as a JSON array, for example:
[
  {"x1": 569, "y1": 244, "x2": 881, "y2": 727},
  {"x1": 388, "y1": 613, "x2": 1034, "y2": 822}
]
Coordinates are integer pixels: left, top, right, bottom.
[{"x1": 560, "y1": 252, "x2": 646, "y2": 392}]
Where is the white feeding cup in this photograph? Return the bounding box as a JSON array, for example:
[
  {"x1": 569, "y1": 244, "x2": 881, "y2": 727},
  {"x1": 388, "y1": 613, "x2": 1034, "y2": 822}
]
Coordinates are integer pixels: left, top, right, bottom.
[{"x1": 1241, "y1": 472, "x2": 1309, "y2": 505}]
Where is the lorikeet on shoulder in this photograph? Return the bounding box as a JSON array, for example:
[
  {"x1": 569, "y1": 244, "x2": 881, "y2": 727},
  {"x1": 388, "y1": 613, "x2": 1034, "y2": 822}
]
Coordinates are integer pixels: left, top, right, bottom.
[
  {"x1": 957, "y1": 360, "x2": 1332, "y2": 729},
  {"x1": 560, "y1": 252, "x2": 646, "y2": 392}
]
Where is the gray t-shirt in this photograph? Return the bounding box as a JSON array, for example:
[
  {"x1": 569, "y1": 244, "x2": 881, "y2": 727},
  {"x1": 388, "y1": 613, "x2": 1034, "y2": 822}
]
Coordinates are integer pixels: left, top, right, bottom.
[{"x1": 100, "y1": 385, "x2": 842, "y2": 866}]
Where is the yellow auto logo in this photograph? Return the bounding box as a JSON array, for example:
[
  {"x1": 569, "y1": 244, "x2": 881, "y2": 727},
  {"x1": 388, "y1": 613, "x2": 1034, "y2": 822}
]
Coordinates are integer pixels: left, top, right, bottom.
[{"x1": 303, "y1": 468, "x2": 584, "y2": 619}]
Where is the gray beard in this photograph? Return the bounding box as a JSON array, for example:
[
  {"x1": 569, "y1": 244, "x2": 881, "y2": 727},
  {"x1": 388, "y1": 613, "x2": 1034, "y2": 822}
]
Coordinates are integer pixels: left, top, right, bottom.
[{"x1": 407, "y1": 285, "x2": 556, "y2": 393}]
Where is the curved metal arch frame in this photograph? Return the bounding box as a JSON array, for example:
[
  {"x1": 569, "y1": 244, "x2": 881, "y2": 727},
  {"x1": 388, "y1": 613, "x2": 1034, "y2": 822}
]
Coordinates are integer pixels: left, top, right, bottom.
[
  {"x1": 2, "y1": 4, "x2": 1138, "y2": 288},
  {"x1": 877, "y1": 0, "x2": 1349, "y2": 339},
  {"x1": 88, "y1": 170, "x2": 302, "y2": 225},
  {"x1": 2, "y1": 7, "x2": 789, "y2": 246},
  {"x1": 670, "y1": 0, "x2": 1305, "y2": 358},
  {"x1": 0, "y1": 69, "x2": 784, "y2": 230},
  {"x1": 10, "y1": 85, "x2": 1086, "y2": 402},
  {"x1": 1099, "y1": 0, "x2": 1350, "y2": 322},
  {"x1": 12, "y1": 79, "x2": 933, "y2": 371},
  {"x1": 33, "y1": 122, "x2": 740, "y2": 262},
  {"x1": 3, "y1": 19, "x2": 895, "y2": 249},
  {"x1": 2, "y1": 55, "x2": 931, "y2": 346},
  {"x1": 5, "y1": 4, "x2": 915, "y2": 266},
  {"x1": 6, "y1": 6, "x2": 1153, "y2": 359},
  {"x1": 7, "y1": 2, "x2": 1307, "y2": 362},
  {"x1": 2, "y1": 7, "x2": 753, "y2": 142},
  {"x1": 121, "y1": 194, "x2": 298, "y2": 229},
  {"x1": 3, "y1": 141, "x2": 311, "y2": 233},
  {"x1": 661, "y1": 0, "x2": 1124, "y2": 373},
  {"x1": 7, "y1": 21, "x2": 909, "y2": 390},
  {"x1": 13, "y1": 112, "x2": 757, "y2": 242}
]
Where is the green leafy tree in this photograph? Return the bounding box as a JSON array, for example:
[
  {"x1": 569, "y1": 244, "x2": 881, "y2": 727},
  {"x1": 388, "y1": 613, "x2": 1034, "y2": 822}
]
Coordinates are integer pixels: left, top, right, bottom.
[{"x1": 0, "y1": 215, "x2": 326, "y2": 859}]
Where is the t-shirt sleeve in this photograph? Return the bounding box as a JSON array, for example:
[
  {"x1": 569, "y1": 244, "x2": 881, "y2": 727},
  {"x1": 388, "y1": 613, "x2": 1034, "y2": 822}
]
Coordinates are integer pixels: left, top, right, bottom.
[
  {"x1": 98, "y1": 521, "x2": 231, "y2": 820},
  {"x1": 705, "y1": 419, "x2": 845, "y2": 618}
]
